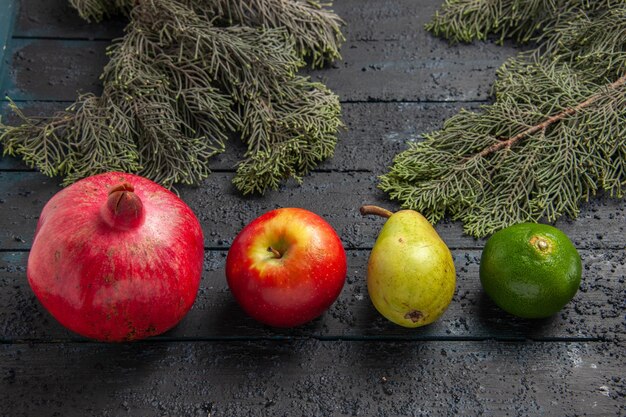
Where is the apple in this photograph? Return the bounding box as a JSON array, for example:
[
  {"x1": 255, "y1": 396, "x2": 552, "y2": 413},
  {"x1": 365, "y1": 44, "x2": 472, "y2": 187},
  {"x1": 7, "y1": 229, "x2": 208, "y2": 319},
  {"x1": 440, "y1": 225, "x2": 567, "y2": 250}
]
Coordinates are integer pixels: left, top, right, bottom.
[{"x1": 225, "y1": 208, "x2": 347, "y2": 327}]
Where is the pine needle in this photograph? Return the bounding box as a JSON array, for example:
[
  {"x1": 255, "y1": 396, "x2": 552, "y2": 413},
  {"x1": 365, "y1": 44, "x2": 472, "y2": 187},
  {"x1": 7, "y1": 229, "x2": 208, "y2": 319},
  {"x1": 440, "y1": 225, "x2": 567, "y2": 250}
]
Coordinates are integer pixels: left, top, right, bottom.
[
  {"x1": 0, "y1": 0, "x2": 344, "y2": 193},
  {"x1": 381, "y1": 1, "x2": 626, "y2": 237}
]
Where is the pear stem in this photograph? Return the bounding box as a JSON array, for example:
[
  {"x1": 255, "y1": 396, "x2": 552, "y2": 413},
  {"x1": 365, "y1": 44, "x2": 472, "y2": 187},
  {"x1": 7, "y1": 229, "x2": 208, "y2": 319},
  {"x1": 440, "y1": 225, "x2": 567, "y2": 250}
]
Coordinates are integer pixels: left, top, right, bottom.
[{"x1": 360, "y1": 205, "x2": 393, "y2": 219}]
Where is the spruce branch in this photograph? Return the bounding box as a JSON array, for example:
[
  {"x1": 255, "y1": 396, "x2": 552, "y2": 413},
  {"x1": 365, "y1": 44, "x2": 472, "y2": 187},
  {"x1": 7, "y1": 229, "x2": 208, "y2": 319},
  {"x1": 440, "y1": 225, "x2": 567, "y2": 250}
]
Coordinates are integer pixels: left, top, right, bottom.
[
  {"x1": 381, "y1": 2, "x2": 626, "y2": 237},
  {"x1": 478, "y1": 73, "x2": 626, "y2": 159},
  {"x1": 69, "y1": 0, "x2": 134, "y2": 22},
  {"x1": 200, "y1": 0, "x2": 345, "y2": 67},
  {"x1": 71, "y1": 0, "x2": 344, "y2": 67},
  {"x1": 0, "y1": 0, "x2": 344, "y2": 193},
  {"x1": 425, "y1": 0, "x2": 620, "y2": 44}
]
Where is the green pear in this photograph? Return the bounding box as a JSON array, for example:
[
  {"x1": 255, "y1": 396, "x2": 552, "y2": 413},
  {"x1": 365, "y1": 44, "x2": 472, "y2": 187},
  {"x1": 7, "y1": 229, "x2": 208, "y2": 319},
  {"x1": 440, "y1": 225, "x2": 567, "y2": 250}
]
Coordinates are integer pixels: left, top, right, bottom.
[{"x1": 361, "y1": 205, "x2": 456, "y2": 327}]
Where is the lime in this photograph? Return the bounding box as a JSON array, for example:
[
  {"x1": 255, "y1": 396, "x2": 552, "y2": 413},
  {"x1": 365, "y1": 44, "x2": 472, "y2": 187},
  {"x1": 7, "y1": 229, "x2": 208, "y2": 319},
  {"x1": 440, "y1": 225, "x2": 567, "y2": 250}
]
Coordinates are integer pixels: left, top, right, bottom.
[{"x1": 479, "y1": 223, "x2": 582, "y2": 318}]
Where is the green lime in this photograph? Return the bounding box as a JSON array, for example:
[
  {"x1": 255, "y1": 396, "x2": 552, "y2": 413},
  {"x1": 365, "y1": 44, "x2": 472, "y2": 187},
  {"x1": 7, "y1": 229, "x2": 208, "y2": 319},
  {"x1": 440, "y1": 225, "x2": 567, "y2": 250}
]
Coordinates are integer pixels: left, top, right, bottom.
[{"x1": 479, "y1": 223, "x2": 582, "y2": 318}]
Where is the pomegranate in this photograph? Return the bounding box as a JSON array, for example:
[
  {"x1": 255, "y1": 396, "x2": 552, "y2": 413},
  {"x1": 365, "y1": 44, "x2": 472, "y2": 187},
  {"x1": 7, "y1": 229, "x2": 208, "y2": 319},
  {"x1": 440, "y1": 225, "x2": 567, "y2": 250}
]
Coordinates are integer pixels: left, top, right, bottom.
[{"x1": 27, "y1": 172, "x2": 204, "y2": 341}]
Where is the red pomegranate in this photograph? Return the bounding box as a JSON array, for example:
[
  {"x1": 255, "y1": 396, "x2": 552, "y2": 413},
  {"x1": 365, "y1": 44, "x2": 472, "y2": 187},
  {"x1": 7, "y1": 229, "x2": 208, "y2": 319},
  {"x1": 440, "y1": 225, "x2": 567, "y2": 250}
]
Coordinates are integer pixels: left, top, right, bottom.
[{"x1": 27, "y1": 172, "x2": 204, "y2": 341}]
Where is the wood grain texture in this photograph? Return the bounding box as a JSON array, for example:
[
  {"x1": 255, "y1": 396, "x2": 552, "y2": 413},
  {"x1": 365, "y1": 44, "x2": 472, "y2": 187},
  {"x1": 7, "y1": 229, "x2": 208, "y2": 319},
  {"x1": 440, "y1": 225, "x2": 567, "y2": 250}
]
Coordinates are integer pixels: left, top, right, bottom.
[
  {"x1": 1, "y1": 249, "x2": 624, "y2": 342},
  {"x1": 1, "y1": 1, "x2": 624, "y2": 415},
  {"x1": 1, "y1": 38, "x2": 513, "y2": 102},
  {"x1": 11, "y1": 0, "x2": 474, "y2": 43},
  {"x1": 0, "y1": 171, "x2": 623, "y2": 251},
  {"x1": 0, "y1": 101, "x2": 479, "y2": 171},
  {"x1": 0, "y1": 1, "x2": 17, "y2": 62},
  {"x1": 14, "y1": 0, "x2": 439, "y2": 41},
  {"x1": 1, "y1": 38, "x2": 109, "y2": 101},
  {"x1": 1, "y1": 340, "x2": 624, "y2": 417},
  {"x1": 4, "y1": 0, "x2": 519, "y2": 102},
  {"x1": 308, "y1": 38, "x2": 512, "y2": 101},
  {"x1": 0, "y1": 0, "x2": 17, "y2": 113},
  {"x1": 14, "y1": 0, "x2": 125, "y2": 39}
]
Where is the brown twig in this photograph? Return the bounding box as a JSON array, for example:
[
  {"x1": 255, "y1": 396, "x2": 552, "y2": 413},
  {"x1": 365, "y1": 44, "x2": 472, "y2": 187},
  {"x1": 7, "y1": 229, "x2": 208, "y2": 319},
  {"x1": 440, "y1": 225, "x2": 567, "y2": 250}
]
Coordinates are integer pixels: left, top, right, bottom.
[{"x1": 478, "y1": 73, "x2": 626, "y2": 158}]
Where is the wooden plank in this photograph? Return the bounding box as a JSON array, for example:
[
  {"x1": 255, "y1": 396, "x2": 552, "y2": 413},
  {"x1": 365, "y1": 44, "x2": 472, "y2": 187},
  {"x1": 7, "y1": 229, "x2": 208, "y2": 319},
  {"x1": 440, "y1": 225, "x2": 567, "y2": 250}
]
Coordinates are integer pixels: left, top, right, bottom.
[
  {"x1": 308, "y1": 38, "x2": 512, "y2": 102},
  {"x1": 1, "y1": 249, "x2": 623, "y2": 341},
  {"x1": 0, "y1": 100, "x2": 480, "y2": 171},
  {"x1": 1, "y1": 38, "x2": 109, "y2": 101},
  {"x1": 13, "y1": 0, "x2": 466, "y2": 43},
  {"x1": 338, "y1": 0, "x2": 445, "y2": 42},
  {"x1": 0, "y1": 0, "x2": 17, "y2": 151},
  {"x1": 2, "y1": 33, "x2": 517, "y2": 102},
  {"x1": 14, "y1": 0, "x2": 125, "y2": 40},
  {"x1": 3, "y1": 2, "x2": 621, "y2": 416},
  {"x1": 1, "y1": 340, "x2": 623, "y2": 416},
  {"x1": 0, "y1": 0, "x2": 16, "y2": 63},
  {"x1": 0, "y1": 171, "x2": 624, "y2": 251}
]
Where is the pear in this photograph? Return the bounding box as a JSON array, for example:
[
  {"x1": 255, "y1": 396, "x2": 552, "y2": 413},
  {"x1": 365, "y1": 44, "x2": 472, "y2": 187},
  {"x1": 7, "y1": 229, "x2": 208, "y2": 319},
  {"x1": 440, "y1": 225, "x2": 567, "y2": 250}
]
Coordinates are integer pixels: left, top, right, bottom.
[{"x1": 361, "y1": 205, "x2": 456, "y2": 327}]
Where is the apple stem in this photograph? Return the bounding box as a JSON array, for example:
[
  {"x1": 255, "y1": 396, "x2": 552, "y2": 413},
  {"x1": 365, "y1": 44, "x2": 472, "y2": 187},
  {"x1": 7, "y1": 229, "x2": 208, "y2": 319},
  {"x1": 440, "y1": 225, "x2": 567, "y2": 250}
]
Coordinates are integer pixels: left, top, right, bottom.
[
  {"x1": 268, "y1": 246, "x2": 282, "y2": 258},
  {"x1": 360, "y1": 205, "x2": 393, "y2": 219}
]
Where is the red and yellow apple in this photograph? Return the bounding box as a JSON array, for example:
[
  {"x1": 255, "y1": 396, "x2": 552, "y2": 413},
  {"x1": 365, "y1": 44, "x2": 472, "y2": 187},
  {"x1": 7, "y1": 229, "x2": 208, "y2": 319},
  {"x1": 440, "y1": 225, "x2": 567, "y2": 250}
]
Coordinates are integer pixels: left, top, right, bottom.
[{"x1": 225, "y1": 208, "x2": 347, "y2": 327}]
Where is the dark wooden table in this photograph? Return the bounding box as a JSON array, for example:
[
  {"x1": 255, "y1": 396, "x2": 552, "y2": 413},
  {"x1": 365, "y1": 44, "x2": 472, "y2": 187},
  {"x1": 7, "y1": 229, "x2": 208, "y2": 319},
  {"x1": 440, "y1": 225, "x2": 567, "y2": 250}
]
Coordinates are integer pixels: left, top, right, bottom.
[{"x1": 1, "y1": 1, "x2": 624, "y2": 416}]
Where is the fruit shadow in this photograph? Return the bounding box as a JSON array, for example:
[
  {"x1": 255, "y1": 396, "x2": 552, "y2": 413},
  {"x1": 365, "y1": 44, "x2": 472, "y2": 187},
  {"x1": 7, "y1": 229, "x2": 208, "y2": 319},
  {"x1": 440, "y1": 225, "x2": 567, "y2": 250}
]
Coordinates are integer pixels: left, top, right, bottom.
[
  {"x1": 341, "y1": 301, "x2": 450, "y2": 381},
  {"x1": 198, "y1": 294, "x2": 330, "y2": 340},
  {"x1": 186, "y1": 298, "x2": 309, "y2": 378},
  {"x1": 6, "y1": 340, "x2": 172, "y2": 413},
  {"x1": 475, "y1": 291, "x2": 559, "y2": 339}
]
